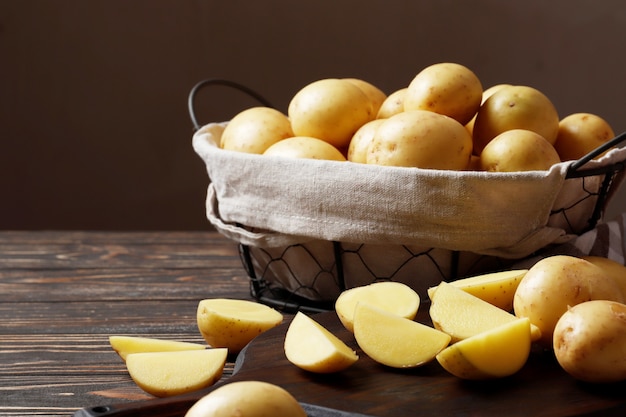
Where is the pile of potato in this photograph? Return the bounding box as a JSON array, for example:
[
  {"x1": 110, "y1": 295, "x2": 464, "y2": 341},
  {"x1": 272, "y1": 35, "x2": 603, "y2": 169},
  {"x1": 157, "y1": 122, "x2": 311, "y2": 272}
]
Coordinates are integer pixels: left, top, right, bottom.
[
  {"x1": 280, "y1": 254, "x2": 626, "y2": 383},
  {"x1": 106, "y1": 254, "x2": 626, "y2": 415},
  {"x1": 218, "y1": 62, "x2": 616, "y2": 172}
]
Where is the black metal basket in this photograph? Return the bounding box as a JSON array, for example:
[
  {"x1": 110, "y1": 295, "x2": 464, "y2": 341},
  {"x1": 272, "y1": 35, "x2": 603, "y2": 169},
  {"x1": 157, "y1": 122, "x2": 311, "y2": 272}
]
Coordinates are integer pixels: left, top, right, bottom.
[{"x1": 189, "y1": 78, "x2": 626, "y2": 313}]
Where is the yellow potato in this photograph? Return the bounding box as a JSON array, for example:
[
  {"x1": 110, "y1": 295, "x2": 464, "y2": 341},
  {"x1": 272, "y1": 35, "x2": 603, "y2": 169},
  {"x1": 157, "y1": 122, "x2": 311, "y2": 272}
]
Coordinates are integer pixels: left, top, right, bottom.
[
  {"x1": 367, "y1": 110, "x2": 473, "y2": 170},
  {"x1": 554, "y1": 113, "x2": 615, "y2": 161},
  {"x1": 436, "y1": 318, "x2": 531, "y2": 380},
  {"x1": 263, "y1": 136, "x2": 347, "y2": 161},
  {"x1": 196, "y1": 299, "x2": 283, "y2": 353},
  {"x1": 185, "y1": 380, "x2": 306, "y2": 417},
  {"x1": 288, "y1": 78, "x2": 374, "y2": 148},
  {"x1": 126, "y1": 348, "x2": 227, "y2": 397},
  {"x1": 220, "y1": 107, "x2": 293, "y2": 154},
  {"x1": 284, "y1": 312, "x2": 358, "y2": 373},
  {"x1": 344, "y1": 78, "x2": 387, "y2": 116},
  {"x1": 583, "y1": 255, "x2": 626, "y2": 299},
  {"x1": 472, "y1": 85, "x2": 560, "y2": 155},
  {"x1": 404, "y1": 62, "x2": 483, "y2": 125},
  {"x1": 347, "y1": 119, "x2": 385, "y2": 163},
  {"x1": 553, "y1": 300, "x2": 626, "y2": 383},
  {"x1": 428, "y1": 269, "x2": 528, "y2": 311},
  {"x1": 479, "y1": 129, "x2": 561, "y2": 172},
  {"x1": 109, "y1": 335, "x2": 205, "y2": 361},
  {"x1": 353, "y1": 303, "x2": 450, "y2": 368},
  {"x1": 513, "y1": 255, "x2": 625, "y2": 346},
  {"x1": 335, "y1": 281, "x2": 420, "y2": 333},
  {"x1": 430, "y1": 281, "x2": 541, "y2": 343},
  {"x1": 465, "y1": 83, "x2": 511, "y2": 135},
  {"x1": 376, "y1": 87, "x2": 407, "y2": 119}
]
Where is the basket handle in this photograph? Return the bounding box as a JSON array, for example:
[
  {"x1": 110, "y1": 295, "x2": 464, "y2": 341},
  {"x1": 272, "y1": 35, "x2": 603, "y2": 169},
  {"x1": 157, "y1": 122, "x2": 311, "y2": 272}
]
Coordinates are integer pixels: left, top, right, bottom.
[
  {"x1": 566, "y1": 130, "x2": 626, "y2": 178},
  {"x1": 187, "y1": 79, "x2": 274, "y2": 131}
]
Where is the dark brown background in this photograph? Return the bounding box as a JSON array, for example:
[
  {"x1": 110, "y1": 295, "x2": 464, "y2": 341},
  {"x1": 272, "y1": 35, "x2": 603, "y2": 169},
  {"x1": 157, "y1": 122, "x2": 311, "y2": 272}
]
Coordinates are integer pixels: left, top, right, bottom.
[{"x1": 1, "y1": 0, "x2": 625, "y2": 230}]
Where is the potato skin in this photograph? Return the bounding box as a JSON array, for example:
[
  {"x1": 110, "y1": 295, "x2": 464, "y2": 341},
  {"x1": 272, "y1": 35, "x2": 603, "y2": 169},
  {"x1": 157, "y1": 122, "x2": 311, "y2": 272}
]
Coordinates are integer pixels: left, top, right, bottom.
[
  {"x1": 513, "y1": 255, "x2": 624, "y2": 346},
  {"x1": 185, "y1": 380, "x2": 306, "y2": 417},
  {"x1": 553, "y1": 300, "x2": 626, "y2": 383}
]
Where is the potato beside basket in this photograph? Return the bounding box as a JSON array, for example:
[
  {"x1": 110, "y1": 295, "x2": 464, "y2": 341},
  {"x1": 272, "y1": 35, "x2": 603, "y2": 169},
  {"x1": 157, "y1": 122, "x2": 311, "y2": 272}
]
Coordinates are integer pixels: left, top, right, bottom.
[{"x1": 189, "y1": 78, "x2": 626, "y2": 313}]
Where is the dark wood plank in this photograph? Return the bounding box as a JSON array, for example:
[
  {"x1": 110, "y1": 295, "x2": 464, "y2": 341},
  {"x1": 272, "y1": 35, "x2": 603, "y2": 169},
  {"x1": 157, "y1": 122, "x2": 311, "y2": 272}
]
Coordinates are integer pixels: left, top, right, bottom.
[
  {"x1": 0, "y1": 269, "x2": 251, "y2": 303},
  {"x1": 0, "y1": 231, "x2": 253, "y2": 416},
  {"x1": 0, "y1": 231, "x2": 242, "y2": 270}
]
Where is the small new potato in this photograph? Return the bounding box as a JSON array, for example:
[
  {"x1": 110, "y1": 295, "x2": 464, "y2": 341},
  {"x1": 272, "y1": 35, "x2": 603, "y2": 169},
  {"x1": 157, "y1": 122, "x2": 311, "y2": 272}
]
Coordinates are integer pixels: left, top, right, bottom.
[
  {"x1": 554, "y1": 113, "x2": 615, "y2": 161},
  {"x1": 376, "y1": 87, "x2": 407, "y2": 119},
  {"x1": 344, "y1": 78, "x2": 387, "y2": 116},
  {"x1": 220, "y1": 107, "x2": 294, "y2": 154},
  {"x1": 288, "y1": 78, "x2": 374, "y2": 148},
  {"x1": 263, "y1": 136, "x2": 346, "y2": 161},
  {"x1": 479, "y1": 129, "x2": 561, "y2": 172},
  {"x1": 367, "y1": 110, "x2": 473, "y2": 170},
  {"x1": 513, "y1": 255, "x2": 625, "y2": 346},
  {"x1": 583, "y1": 256, "x2": 626, "y2": 300},
  {"x1": 553, "y1": 300, "x2": 626, "y2": 383},
  {"x1": 185, "y1": 381, "x2": 306, "y2": 417},
  {"x1": 347, "y1": 119, "x2": 385, "y2": 163},
  {"x1": 404, "y1": 62, "x2": 483, "y2": 125},
  {"x1": 473, "y1": 85, "x2": 560, "y2": 155},
  {"x1": 465, "y1": 83, "x2": 511, "y2": 135}
]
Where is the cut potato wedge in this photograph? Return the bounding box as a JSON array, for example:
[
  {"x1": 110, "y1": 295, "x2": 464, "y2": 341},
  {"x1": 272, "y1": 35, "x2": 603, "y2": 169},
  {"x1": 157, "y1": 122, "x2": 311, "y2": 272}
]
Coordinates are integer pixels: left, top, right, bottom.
[
  {"x1": 284, "y1": 312, "x2": 358, "y2": 373},
  {"x1": 430, "y1": 281, "x2": 541, "y2": 343},
  {"x1": 126, "y1": 348, "x2": 228, "y2": 397},
  {"x1": 197, "y1": 298, "x2": 283, "y2": 353},
  {"x1": 436, "y1": 318, "x2": 532, "y2": 379},
  {"x1": 109, "y1": 335, "x2": 205, "y2": 361},
  {"x1": 353, "y1": 303, "x2": 450, "y2": 368},
  {"x1": 335, "y1": 281, "x2": 420, "y2": 333},
  {"x1": 428, "y1": 269, "x2": 527, "y2": 311}
]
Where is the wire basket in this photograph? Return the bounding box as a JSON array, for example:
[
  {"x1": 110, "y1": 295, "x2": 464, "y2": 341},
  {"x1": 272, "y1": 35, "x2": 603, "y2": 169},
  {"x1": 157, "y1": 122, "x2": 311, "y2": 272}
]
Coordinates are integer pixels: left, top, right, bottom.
[{"x1": 189, "y1": 79, "x2": 626, "y2": 313}]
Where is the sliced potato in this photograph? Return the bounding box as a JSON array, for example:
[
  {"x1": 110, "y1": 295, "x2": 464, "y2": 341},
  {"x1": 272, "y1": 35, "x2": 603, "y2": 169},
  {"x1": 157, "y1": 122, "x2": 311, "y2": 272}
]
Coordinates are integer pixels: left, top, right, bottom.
[
  {"x1": 436, "y1": 318, "x2": 531, "y2": 380},
  {"x1": 430, "y1": 281, "x2": 541, "y2": 343},
  {"x1": 126, "y1": 348, "x2": 227, "y2": 397},
  {"x1": 109, "y1": 335, "x2": 205, "y2": 361},
  {"x1": 335, "y1": 281, "x2": 420, "y2": 333},
  {"x1": 284, "y1": 312, "x2": 358, "y2": 373},
  {"x1": 197, "y1": 298, "x2": 283, "y2": 353},
  {"x1": 428, "y1": 269, "x2": 527, "y2": 311},
  {"x1": 353, "y1": 303, "x2": 450, "y2": 368}
]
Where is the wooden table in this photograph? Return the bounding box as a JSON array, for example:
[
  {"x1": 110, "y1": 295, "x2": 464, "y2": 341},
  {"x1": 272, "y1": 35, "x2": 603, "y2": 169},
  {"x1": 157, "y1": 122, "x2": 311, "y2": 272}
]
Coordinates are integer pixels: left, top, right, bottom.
[
  {"x1": 0, "y1": 230, "x2": 255, "y2": 417},
  {"x1": 4, "y1": 231, "x2": 626, "y2": 417}
]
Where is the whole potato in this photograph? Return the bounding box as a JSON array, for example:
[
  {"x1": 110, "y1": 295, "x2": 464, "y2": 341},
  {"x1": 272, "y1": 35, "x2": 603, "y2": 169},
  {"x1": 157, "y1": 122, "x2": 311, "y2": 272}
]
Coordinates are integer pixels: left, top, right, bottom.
[
  {"x1": 220, "y1": 107, "x2": 294, "y2": 154},
  {"x1": 479, "y1": 129, "x2": 561, "y2": 172},
  {"x1": 344, "y1": 78, "x2": 387, "y2": 116},
  {"x1": 263, "y1": 136, "x2": 346, "y2": 161},
  {"x1": 404, "y1": 62, "x2": 483, "y2": 125},
  {"x1": 513, "y1": 255, "x2": 625, "y2": 346},
  {"x1": 367, "y1": 110, "x2": 473, "y2": 170},
  {"x1": 553, "y1": 300, "x2": 626, "y2": 383},
  {"x1": 473, "y1": 85, "x2": 560, "y2": 155},
  {"x1": 376, "y1": 87, "x2": 407, "y2": 119},
  {"x1": 583, "y1": 256, "x2": 626, "y2": 300},
  {"x1": 554, "y1": 113, "x2": 615, "y2": 161},
  {"x1": 288, "y1": 78, "x2": 374, "y2": 148},
  {"x1": 185, "y1": 380, "x2": 306, "y2": 417},
  {"x1": 465, "y1": 83, "x2": 511, "y2": 136},
  {"x1": 347, "y1": 119, "x2": 385, "y2": 163}
]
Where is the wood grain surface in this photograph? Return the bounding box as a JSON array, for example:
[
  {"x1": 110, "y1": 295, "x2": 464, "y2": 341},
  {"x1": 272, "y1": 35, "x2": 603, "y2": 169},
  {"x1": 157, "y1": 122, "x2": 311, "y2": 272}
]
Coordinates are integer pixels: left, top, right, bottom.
[{"x1": 0, "y1": 231, "x2": 253, "y2": 416}]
